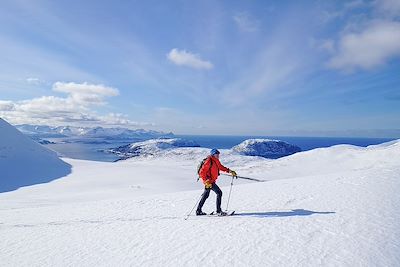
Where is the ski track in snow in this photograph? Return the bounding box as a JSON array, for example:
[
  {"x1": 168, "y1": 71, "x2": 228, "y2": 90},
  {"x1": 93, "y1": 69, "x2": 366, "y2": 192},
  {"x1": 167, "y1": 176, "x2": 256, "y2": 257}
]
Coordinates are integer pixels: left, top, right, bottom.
[{"x1": 0, "y1": 140, "x2": 400, "y2": 266}]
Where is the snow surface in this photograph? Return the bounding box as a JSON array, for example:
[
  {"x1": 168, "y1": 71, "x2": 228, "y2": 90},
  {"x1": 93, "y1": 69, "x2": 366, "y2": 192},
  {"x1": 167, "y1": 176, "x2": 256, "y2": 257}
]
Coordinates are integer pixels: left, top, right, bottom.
[
  {"x1": 0, "y1": 118, "x2": 71, "y2": 193},
  {"x1": 231, "y1": 138, "x2": 301, "y2": 158},
  {"x1": 1, "y1": 120, "x2": 400, "y2": 266}
]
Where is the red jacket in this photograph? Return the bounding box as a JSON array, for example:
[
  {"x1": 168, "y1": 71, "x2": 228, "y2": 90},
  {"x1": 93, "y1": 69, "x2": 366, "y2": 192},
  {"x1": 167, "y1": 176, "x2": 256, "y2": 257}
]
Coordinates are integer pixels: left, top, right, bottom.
[{"x1": 199, "y1": 156, "x2": 230, "y2": 184}]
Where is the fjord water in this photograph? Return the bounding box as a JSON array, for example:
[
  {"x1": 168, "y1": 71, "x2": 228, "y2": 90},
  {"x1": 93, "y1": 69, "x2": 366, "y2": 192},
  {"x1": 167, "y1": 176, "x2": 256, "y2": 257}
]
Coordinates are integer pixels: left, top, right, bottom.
[{"x1": 43, "y1": 135, "x2": 395, "y2": 162}]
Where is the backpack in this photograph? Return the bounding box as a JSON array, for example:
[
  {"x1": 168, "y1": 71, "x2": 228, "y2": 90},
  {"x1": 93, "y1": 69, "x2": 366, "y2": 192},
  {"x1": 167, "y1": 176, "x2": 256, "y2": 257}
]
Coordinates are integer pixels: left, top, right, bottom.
[{"x1": 197, "y1": 157, "x2": 213, "y2": 181}]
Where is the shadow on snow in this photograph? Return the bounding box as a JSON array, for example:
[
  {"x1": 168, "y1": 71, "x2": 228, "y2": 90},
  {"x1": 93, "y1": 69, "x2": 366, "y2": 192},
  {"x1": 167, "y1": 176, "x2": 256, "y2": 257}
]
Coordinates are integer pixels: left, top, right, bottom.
[
  {"x1": 235, "y1": 209, "x2": 335, "y2": 218},
  {"x1": 0, "y1": 159, "x2": 72, "y2": 193}
]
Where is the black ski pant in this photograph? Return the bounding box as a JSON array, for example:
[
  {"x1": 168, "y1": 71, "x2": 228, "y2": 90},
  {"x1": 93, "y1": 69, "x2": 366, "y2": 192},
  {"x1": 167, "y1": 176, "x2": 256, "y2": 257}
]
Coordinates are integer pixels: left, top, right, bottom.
[{"x1": 197, "y1": 183, "x2": 223, "y2": 213}]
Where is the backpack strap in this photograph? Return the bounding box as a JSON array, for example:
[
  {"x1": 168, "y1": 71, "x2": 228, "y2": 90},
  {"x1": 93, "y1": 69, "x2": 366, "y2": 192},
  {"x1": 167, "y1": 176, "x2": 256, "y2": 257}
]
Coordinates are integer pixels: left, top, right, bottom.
[
  {"x1": 198, "y1": 156, "x2": 213, "y2": 182},
  {"x1": 206, "y1": 156, "x2": 213, "y2": 178}
]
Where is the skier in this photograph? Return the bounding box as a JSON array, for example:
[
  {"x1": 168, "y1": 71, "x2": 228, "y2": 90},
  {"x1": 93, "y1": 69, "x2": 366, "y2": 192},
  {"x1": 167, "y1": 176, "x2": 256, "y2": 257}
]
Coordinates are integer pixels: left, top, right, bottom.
[{"x1": 196, "y1": 148, "x2": 237, "y2": 216}]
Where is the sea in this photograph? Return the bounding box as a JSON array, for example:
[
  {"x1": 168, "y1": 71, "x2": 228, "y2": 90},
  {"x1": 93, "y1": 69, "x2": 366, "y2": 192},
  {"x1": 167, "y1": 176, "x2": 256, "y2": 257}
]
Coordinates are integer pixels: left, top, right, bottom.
[{"x1": 43, "y1": 135, "x2": 397, "y2": 162}]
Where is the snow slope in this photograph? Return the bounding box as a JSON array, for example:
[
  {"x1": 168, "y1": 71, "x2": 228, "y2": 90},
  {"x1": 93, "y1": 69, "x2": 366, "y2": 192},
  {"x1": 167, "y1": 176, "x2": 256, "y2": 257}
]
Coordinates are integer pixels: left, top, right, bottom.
[
  {"x1": 0, "y1": 132, "x2": 399, "y2": 266},
  {"x1": 0, "y1": 118, "x2": 71, "y2": 193}
]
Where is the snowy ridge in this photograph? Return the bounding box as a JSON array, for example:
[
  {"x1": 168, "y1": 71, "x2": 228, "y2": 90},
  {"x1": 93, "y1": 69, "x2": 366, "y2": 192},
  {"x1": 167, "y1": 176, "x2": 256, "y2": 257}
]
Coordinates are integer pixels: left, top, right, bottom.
[
  {"x1": 0, "y1": 118, "x2": 71, "y2": 193},
  {"x1": 231, "y1": 138, "x2": 301, "y2": 158},
  {"x1": 107, "y1": 138, "x2": 200, "y2": 159}
]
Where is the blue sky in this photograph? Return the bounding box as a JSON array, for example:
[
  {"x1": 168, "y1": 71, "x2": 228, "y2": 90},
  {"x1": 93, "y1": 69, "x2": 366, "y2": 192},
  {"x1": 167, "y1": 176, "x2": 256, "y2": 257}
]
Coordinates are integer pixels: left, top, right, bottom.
[{"x1": 0, "y1": 0, "x2": 399, "y2": 137}]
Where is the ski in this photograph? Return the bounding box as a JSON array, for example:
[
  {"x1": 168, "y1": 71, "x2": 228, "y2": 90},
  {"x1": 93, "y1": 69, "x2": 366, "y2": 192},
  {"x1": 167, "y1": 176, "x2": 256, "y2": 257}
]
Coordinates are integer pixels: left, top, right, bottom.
[
  {"x1": 187, "y1": 210, "x2": 235, "y2": 219},
  {"x1": 208, "y1": 210, "x2": 235, "y2": 216}
]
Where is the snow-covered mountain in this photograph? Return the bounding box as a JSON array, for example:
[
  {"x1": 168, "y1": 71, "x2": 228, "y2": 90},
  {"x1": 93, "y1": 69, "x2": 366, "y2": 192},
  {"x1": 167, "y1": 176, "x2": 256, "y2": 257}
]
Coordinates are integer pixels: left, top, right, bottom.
[
  {"x1": 232, "y1": 138, "x2": 301, "y2": 158},
  {"x1": 0, "y1": 118, "x2": 71, "y2": 193},
  {"x1": 81, "y1": 127, "x2": 173, "y2": 139},
  {"x1": 107, "y1": 138, "x2": 201, "y2": 159},
  {"x1": 15, "y1": 124, "x2": 66, "y2": 137},
  {"x1": 15, "y1": 124, "x2": 174, "y2": 140}
]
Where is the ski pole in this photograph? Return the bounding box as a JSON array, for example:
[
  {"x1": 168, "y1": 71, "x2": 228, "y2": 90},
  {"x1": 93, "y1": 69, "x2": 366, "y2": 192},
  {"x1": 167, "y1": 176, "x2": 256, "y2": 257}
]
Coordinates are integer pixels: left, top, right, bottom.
[
  {"x1": 184, "y1": 192, "x2": 204, "y2": 220},
  {"x1": 222, "y1": 173, "x2": 266, "y2": 182},
  {"x1": 225, "y1": 175, "x2": 234, "y2": 211}
]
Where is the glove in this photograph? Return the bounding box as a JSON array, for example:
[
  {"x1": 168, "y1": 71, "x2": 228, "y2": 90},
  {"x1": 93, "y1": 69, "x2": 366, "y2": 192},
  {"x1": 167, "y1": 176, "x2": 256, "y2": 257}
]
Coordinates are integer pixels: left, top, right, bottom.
[
  {"x1": 230, "y1": 170, "x2": 237, "y2": 178},
  {"x1": 204, "y1": 180, "x2": 213, "y2": 189}
]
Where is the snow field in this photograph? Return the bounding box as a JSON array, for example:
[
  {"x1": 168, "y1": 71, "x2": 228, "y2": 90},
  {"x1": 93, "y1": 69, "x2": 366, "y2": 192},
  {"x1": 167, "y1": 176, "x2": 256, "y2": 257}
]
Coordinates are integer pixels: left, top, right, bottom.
[{"x1": 0, "y1": 130, "x2": 399, "y2": 266}]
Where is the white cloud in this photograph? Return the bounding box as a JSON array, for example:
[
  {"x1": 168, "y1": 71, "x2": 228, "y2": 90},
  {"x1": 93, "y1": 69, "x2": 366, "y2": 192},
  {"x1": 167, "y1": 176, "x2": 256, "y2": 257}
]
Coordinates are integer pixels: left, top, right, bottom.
[
  {"x1": 319, "y1": 0, "x2": 368, "y2": 24},
  {"x1": 97, "y1": 113, "x2": 154, "y2": 127},
  {"x1": 167, "y1": 48, "x2": 213, "y2": 70},
  {"x1": 18, "y1": 96, "x2": 75, "y2": 113},
  {"x1": 53, "y1": 82, "x2": 119, "y2": 105},
  {"x1": 0, "y1": 82, "x2": 146, "y2": 128},
  {"x1": 374, "y1": 0, "x2": 400, "y2": 17},
  {"x1": 0, "y1": 101, "x2": 15, "y2": 111},
  {"x1": 233, "y1": 12, "x2": 260, "y2": 32},
  {"x1": 320, "y1": 0, "x2": 400, "y2": 72},
  {"x1": 318, "y1": 39, "x2": 335, "y2": 54},
  {"x1": 344, "y1": 0, "x2": 365, "y2": 10},
  {"x1": 327, "y1": 20, "x2": 400, "y2": 70},
  {"x1": 26, "y1": 77, "x2": 44, "y2": 85},
  {"x1": 53, "y1": 82, "x2": 118, "y2": 96}
]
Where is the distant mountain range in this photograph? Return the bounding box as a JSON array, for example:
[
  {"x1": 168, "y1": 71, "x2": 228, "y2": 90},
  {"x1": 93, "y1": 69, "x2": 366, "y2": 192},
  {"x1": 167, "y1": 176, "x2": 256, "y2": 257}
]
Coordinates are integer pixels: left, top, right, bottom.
[{"x1": 15, "y1": 124, "x2": 174, "y2": 140}]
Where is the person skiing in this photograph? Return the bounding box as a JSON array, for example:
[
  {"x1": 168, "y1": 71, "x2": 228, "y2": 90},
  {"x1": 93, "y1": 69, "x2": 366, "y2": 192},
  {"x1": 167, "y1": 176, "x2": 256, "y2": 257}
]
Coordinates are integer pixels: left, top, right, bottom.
[{"x1": 196, "y1": 148, "x2": 237, "y2": 216}]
